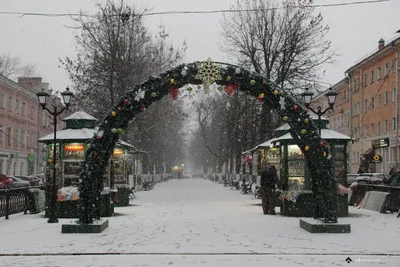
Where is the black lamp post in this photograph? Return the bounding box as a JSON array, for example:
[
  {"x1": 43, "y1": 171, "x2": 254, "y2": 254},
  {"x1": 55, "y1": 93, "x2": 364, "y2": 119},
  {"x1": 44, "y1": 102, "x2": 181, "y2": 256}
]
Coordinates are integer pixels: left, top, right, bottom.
[
  {"x1": 301, "y1": 87, "x2": 338, "y2": 135},
  {"x1": 301, "y1": 87, "x2": 339, "y2": 223},
  {"x1": 37, "y1": 87, "x2": 73, "y2": 223}
]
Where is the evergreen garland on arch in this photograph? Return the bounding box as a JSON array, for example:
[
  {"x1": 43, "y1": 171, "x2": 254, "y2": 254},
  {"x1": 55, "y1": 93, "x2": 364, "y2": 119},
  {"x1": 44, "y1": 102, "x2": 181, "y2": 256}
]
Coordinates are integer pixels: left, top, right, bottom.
[{"x1": 78, "y1": 58, "x2": 338, "y2": 224}]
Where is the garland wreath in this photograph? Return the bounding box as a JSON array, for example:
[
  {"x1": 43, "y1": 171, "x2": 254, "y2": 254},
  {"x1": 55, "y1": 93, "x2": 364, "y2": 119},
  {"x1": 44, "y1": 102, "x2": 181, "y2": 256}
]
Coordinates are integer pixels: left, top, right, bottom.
[{"x1": 78, "y1": 58, "x2": 338, "y2": 224}]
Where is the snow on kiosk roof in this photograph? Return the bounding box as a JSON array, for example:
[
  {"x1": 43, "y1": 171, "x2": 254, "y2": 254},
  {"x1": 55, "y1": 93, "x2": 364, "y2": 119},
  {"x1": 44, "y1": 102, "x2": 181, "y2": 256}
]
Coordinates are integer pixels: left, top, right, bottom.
[
  {"x1": 275, "y1": 129, "x2": 352, "y2": 141},
  {"x1": 62, "y1": 111, "x2": 97, "y2": 121}
]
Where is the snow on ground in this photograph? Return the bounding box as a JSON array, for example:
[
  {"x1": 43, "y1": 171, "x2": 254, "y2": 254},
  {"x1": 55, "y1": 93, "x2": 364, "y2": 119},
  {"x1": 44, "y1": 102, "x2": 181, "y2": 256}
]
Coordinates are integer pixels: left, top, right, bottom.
[{"x1": 0, "y1": 178, "x2": 399, "y2": 266}]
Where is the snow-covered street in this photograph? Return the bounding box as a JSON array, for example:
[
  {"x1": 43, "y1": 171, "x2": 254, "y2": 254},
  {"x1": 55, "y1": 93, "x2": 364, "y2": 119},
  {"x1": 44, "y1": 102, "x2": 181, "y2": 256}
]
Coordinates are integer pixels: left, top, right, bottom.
[{"x1": 1, "y1": 178, "x2": 399, "y2": 266}]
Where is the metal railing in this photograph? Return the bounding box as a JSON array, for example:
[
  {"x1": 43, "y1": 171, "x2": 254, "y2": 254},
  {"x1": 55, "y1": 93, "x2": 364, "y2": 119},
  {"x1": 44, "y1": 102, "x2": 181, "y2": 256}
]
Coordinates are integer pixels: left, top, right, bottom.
[{"x1": 0, "y1": 187, "x2": 30, "y2": 219}]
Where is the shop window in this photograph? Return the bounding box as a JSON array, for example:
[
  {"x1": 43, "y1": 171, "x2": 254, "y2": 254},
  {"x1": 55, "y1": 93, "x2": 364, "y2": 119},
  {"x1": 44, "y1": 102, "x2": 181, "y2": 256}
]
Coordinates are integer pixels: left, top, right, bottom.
[{"x1": 287, "y1": 145, "x2": 305, "y2": 191}]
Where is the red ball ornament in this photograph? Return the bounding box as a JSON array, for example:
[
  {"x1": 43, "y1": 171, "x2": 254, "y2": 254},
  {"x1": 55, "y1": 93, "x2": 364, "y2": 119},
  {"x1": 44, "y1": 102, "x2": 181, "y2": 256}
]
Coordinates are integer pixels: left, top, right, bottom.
[
  {"x1": 117, "y1": 107, "x2": 121, "y2": 111},
  {"x1": 257, "y1": 97, "x2": 262, "y2": 102},
  {"x1": 293, "y1": 105, "x2": 299, "y2": 111},
  {"x1": 168, "y1": 86, "x2": 179, "y2": 100},
  {"x1": 124, "y1": 99, "x2": 129, "y2": 105},
  {"x1": 319, "y1": 141, "x2": 325, "y2": 147},
  {"x1": 140, "y1": 104, "x2": 146, "y2": 111},
  {"x1": 97, "y1": 135, "x2": 103, "y2": 139},
  {"x1": 224, "y1": 84, "x2": 237, "y2": 95}
]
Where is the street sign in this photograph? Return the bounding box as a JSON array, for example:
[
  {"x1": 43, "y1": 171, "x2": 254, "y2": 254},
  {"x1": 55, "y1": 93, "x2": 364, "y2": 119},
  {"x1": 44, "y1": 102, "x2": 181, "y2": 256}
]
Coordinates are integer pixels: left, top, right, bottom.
[{"x1": 372, "y1": 155, "x2": 382, "y2": 163}]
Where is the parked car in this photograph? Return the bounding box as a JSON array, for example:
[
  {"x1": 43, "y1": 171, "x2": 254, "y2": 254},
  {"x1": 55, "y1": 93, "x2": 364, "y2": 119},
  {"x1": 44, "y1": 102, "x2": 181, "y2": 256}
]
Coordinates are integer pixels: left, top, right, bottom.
[
  {"x1": 15, "y1": 175, "x2": 41, "y2": 187},
  {"x1": 8, "y1": 177, "x2": 31, "y2": 188},
  {"x1": 347, "y1": 174, "x2": 360, "y2": 185},
  {"x1": 355, "y1": 175, "x2": 384, "y2": 184},
  {"x1": 29, "y1": 173, "x2": 46, "y2": 185},
  {"x1": 0, "y1": 174, "x2": 13, "y2": 189},
  {"x1": 360, "y1": 172, "x2": 390, "y2": 182}
]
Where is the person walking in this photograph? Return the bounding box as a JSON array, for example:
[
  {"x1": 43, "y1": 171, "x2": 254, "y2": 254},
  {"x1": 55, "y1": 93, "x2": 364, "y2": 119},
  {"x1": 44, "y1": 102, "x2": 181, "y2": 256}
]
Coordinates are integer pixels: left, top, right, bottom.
[{"x1": 260, "y1": 164, "x2": 281, "y2": 215}]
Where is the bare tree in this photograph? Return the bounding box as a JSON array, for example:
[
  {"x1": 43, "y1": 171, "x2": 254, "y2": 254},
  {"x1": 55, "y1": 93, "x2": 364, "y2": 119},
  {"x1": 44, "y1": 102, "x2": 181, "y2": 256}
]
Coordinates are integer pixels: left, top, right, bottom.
[
  {"x1": 220, "y1": 0, "x2": 334, "y2": 89},
  {"x1": 19, "y1": 63, "x2": 38, "y2": 77},
  {"x1": 220, "y1": 0, "x2": 333, "y2": 144},
  {"x1": 60, "y1": 0, "x2": 186, "y2": 120},
  {"x1": 126, "y1": 97, "x2": 187, "y2": 173},
  {"x1": 0, "y1": 53, "x2": 21, "y2": 78}
]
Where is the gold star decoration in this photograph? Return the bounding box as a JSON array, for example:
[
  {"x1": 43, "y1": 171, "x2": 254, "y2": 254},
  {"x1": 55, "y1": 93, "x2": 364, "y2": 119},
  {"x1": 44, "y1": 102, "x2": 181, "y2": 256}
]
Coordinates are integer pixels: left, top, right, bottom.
[{"x1": 195, "y1": 58, "x2": 222, "y2": 89}]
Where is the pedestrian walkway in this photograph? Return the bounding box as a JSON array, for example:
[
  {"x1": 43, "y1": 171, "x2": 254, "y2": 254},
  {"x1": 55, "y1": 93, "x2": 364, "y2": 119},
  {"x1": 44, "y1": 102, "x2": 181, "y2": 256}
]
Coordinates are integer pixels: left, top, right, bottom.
[{"x1": 0, "y1": 178, "x2": 399, "y2": 266}]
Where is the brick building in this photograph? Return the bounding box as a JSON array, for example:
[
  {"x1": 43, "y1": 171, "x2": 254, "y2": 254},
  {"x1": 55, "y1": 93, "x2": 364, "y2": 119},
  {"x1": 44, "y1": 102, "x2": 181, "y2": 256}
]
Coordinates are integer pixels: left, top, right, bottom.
[
  {"x1": 0, "y1": 75, "x2": 63, "y2": 176},
  {"x1": 328, "y1": 36, "x2": 400, "y2": 174}
]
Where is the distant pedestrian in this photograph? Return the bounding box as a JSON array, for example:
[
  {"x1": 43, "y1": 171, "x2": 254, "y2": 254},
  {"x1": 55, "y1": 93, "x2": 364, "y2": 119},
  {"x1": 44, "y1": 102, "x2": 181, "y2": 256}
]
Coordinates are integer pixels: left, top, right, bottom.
[
  {"x1": 260, "y1": 165, "x2": 281, "y2": 215},
  {"x1": 178, "y1": 171, "x2": 181, "y2": 180}
]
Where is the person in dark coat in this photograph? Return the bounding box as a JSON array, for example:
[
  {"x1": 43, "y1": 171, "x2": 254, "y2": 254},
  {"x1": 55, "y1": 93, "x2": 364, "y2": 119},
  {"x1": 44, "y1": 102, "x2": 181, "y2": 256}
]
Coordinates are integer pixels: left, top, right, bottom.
[{"x1": 260, "y1": 164, "x2": 281, "y2": 215}]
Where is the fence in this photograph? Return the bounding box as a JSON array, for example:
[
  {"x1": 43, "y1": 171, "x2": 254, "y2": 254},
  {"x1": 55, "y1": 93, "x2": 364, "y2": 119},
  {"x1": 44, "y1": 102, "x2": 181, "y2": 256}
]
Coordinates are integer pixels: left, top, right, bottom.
[
  {"x1": 208, "y1": 173, "x2": 260, "y2": 185},
  {"x1": 0, "y1": 187, "x2": 30, "y2": 219}
]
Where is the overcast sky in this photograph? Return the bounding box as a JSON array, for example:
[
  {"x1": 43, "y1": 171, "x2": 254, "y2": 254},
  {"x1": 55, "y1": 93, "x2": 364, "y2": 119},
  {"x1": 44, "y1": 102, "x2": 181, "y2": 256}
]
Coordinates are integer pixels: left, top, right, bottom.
[{"x1": 0, "y1": 0, "x2": 399, "y2": 92}]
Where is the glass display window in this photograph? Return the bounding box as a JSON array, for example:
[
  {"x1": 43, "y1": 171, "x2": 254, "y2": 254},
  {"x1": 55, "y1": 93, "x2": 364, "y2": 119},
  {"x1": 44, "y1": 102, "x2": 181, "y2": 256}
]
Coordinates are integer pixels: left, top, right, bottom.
[{"x1": 287, "y1": 145, "x2": 305, "y2": 191}]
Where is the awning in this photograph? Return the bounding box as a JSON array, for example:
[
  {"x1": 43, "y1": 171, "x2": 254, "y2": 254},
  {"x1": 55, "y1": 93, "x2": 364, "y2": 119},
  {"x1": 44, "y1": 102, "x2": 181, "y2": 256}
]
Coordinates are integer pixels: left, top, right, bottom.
[
  {"x1": 275, "y1": 129, "x2": 352, "y2": 142},
  {"x1": 242, "y1": 137, "x2": 280, "y2": 155}
]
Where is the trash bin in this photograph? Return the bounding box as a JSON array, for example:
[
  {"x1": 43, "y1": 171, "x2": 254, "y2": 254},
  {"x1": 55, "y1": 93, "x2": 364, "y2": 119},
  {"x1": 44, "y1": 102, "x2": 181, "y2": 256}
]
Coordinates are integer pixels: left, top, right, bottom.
[{"x1": 29, "y1": 188, "x2": 46, "y2": 214}]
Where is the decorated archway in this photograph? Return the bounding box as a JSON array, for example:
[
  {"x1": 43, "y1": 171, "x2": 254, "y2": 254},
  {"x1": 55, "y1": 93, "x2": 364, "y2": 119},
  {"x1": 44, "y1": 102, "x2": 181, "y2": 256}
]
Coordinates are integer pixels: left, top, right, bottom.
[{"x1": 78, "y1": 58, "x2": 338, "y2": 224}]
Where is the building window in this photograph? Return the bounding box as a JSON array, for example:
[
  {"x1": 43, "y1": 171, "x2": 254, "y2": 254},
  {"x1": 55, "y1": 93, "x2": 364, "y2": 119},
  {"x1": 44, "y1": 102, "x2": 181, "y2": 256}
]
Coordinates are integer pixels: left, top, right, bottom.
[
  {"x1": 377, "y1": 121, "x2": 381, "y2": 135},
  {"x1": 385, "y1": 92, "x2": 389, "y2": 105},
  {"x1": 393, "y1": 117, "x2": 397, "y2": 131},
  {"x1": 385, "y1": 63, "x2": 389, "y2": 76},
  {"x1": 364, "y1": 99, "x2": 368, "y2": 111},
  {"x1": 385, "y1": 120, "x2": 388, "y2": 133},
  {"x1": 0, "y1": 124, "x2": 3, "y2": 143},
  {"x1": 8, "y1": 97, "x2": 13, "y2": 111},
  {"x1": 370, "y1": 124, "x2": 374, "y2": 136},
  {"x1": 363, "y1": 74, "x2": 367, "y2": 86},
  {"x1": 393, "y1": 58, "x2": 397, "y2": 73},
  {"x1": 16, "y1": 99, "x2": 20, "y2": 114},
  {"x1": 352, "y1": 152, "x2": 356, "y2": 163},
  {"x1": 371, "y1": 97, "x2": 374, "y2": 109},
  {"x1": 371, "y1": 70, "x2": 374, "y2": 83},
  {"x1": 0, "y1": 93, "x2": 5, "y2": 108},
  {"x1": 364, "y1": 125, "x2": 367, "y2": 136},
  {"x1": 393, "y1": 88, "x2": 397, "y2": 102},
  {"x1": 357, "y1": 102, "x2": 360, "y2": 114},
  {"x1": 22, "y1": 103, "x2": 26, "y2": 116},
  {"x1": 20, "y1": 130, "x2": 25, "y2": 146},
  {"x1": 377, "y1": 67, "x2": 381, "y2": 80},
  {"x1": 378, "y1": 94, "x2": 381, "y2": 107},
  {"x1": 7, "y1": 126, "x2": 12, "y2": 145},
  {"x1": 14, "y1": 129, "x2": 19, "y2": 147}
]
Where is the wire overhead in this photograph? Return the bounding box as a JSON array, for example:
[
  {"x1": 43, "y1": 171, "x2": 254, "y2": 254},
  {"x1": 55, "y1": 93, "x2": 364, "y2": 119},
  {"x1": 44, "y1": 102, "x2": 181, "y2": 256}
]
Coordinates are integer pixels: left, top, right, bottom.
[{"x1": 0, "y1": 0, "x2": 390, "y2": 18}]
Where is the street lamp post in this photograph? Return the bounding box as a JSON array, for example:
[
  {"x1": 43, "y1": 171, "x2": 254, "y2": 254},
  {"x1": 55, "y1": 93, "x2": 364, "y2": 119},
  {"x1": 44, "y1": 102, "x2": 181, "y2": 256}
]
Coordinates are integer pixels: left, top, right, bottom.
[
  {"x1": 301, "y1": 87, "x2": 338, "y2": 222},
  {"x1": 301, "y1": 87, "x2": 338, "y2": 135},
  {"x1": 37, "y1": 87, "x2": 73, "y2": 223}
]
